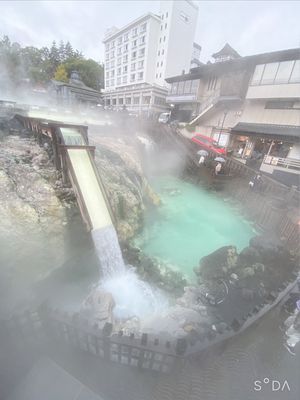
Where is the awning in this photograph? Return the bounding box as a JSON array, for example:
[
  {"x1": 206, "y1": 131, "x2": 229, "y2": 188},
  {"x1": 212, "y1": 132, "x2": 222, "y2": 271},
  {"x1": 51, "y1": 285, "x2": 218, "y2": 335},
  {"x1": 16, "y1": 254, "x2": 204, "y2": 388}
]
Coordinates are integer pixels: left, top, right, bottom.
[{"x1": 231, "y1": 122, "x2": 300, "y2": 141}]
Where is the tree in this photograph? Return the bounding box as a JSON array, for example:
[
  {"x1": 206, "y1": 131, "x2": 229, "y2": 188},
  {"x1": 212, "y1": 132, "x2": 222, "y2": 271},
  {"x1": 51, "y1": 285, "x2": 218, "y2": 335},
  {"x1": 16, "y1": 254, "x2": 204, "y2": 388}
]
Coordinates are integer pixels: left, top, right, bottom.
[
  {"x1": 63, "y1": 58, "x2": 103, "y2": 90},
  {"x1": 54, "y1": 64, "x2": 68, "y2": 82}
]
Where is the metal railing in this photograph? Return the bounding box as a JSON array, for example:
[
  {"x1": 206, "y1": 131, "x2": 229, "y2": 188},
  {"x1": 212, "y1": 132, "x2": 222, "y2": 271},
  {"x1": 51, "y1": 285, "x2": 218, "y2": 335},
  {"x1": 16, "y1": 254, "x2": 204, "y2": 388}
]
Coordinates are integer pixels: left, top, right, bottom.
[{"x1": 263, "y1": 155, "x2": 300, "y2": 171}]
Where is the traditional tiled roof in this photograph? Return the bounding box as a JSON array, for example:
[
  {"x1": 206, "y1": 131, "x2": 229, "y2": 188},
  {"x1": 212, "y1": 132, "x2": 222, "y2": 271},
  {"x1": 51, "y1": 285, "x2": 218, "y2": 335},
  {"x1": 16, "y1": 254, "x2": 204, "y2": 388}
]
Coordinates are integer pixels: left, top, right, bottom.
[{"x1": 212, "y1": 43, "x2": 240, "y2": 59}]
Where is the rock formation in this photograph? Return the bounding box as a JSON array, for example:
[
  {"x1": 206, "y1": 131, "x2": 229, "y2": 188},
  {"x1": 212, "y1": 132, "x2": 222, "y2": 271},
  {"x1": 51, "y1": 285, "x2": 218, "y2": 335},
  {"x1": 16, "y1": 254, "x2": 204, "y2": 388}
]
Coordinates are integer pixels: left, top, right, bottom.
[{"x1": 92, "y1": 136, "x2": 160, "y2": 241}]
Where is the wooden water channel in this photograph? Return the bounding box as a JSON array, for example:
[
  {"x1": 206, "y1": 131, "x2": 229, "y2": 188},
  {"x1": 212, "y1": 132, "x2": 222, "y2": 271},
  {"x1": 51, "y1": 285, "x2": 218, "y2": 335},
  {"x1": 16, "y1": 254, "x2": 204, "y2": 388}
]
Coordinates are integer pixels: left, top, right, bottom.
[{"x1": 15, "y1": 114, "x2": 115, "y2": 230}]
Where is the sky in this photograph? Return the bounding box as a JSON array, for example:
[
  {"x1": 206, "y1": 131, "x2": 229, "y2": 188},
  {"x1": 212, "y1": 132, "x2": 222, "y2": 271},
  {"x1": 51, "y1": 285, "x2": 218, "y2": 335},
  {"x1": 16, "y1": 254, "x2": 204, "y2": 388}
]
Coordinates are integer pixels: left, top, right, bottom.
[{"x1": 1, "y1": 0, "x2": 300, "y2": 63}]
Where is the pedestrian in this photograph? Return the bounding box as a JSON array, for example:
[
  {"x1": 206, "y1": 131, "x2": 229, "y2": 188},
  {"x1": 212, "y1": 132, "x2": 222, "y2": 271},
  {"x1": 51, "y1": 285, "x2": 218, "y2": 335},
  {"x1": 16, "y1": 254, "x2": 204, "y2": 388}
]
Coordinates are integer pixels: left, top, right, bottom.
[
  {"x1": 199, "y1": 155, "x2": 205, "y2": 165},
  {"x1": 284, "y1": 310, "x2": 300, "y2": 355},
  {"x1": 215, "y1": 162, "x2": 222, "y2": 175}
]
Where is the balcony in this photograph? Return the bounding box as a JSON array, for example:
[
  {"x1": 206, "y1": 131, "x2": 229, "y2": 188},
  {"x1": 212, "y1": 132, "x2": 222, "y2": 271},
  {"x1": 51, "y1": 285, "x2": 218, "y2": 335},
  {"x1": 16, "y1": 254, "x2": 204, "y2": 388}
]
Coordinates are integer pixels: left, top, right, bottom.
[
  {"x1": 247, "y1": 83, "x2": 300, "y2": 100},
  {"x1": 166, "y1": 94, "x2": 197, "y2": 103}
]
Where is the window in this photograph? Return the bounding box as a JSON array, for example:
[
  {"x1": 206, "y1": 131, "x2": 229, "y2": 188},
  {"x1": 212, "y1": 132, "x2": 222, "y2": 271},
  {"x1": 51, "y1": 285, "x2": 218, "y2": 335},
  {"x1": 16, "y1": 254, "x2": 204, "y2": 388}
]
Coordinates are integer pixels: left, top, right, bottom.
[
  {"x1": 191, "y1": 79, "x2": 199, "y2": 94},
  {"x1": 106, "y1": 99, "x2": 110, "y2": 106},
  {"x1": 105, "y1": 80, "x2": 110, "y2": 87},
  {"x1": 261, "y1": 62, "x2": 279, "y2": 84},
  {"x1": 110, "y1": 79, "x2": 115, "y2": 86},
  {"x1": 123, "y1": 55, "x2": 128, "y2": 63},
  {"x1": 132, "y1": 27, "x2": 138, "y2": 36},
  {"x1": 105, "y1": 62, "x2": 110, "y2": 69},
  {"x1": 132, "y1": 39, "x2": 137, "y2": 48},
  {"x1": 156, "y1": 73, "x2": 158, "y2": 78},
  {"x1": 163, "y1": 36, "x2": 166, "y2": 42},
  {"x1": 117, "y1": 47, "x2": 122, "y2": 55},
  {"x1": 138, "y1": 72, "x2": 143, "y2": 80},
  {"x1": 138, "y1": 60, "x2": 144, "y2": 69},
  {"x1": 105, "y1": 43, "x2": 110, "y2": 51},
  {"x1": 126, "y1": 97, "x2": 131, "y2": 105},
  {"x1": 160, "y1": 61, "x2": 163, "y2": 66},
  {"x1": 117, "y1": 67, "x2": 121, "y2": 75},
  {"x1": 184, "y1": 80, "x2": 192, "y2": 94},
  {"x1": 158, "y1": 50, "x2": 160, "y2": 56},
  {"x1": 213, "y1": 77, "x2": 218, "y2": 90},
  {"x1": 105, "y1": 53, "x2": 109, "y2": 61},
  {"x1": 112, "y1": 99, "x2": 116, "y2": 105},
  {"x1": 106, "y1": 71, "x2": 109, "y2": 78},
  {"x1": 166, "y1": 12, "x2": 168, "y2": 18},
  {"x1": 274, "y1": 61, "x2": 294, "y2": 83},
  {"x1": 178, "y1": 81, "x2": 185, "y2": 95},
  {"x1": 117, "y1": 57, "x2": 121, "y2": 66},
  {"x1": 124, "y1": 33, "x2": 129, "y2": 41},
  {"x1": 154, "y1": 96, "x2": 165, "y2": 105},
  {"x1": 143, "y1": 96, "x2": 151, "y2": 104},
  {"x1": 117, "y1": 37, "x2": 122, "y2": 45},
  {"x1": 134, "y1": 97, "x2": 139, "y2": 104},
  {"x1": 130, "y1": 73, "x2": 135, "y2": 82},
  {"x1": 251, "y1": 64, "x2": 265, "y2": 85},
  {"x1": 111, "y1": 41, "x2": 115, "y2": 48},
  {"x1": 140, "y1": 36, "x2": 145, "y2": 45},
  {"x1": 124, "y1": 44, "x2": 128, "y2": 52},
  {"x1": 123, "y1": 76, "x2": 127, "y2": 83},
  {"x1": 162, "y1": 49, "x2": 164, "y2": 55},
  {"x1": 110, "y1": 61, "x2": 115, "y2": 68},
  {"x1": 117, "y1": 77, "x2": 121, "y2": 85},
  {"x1": 207, "y1": 76, "x2": 217, "y2": 90},
  {"x1": 110, "y1": 51, "x2": 114, "y2": 59},
  {"x1": 119, "y1": 98, "x2": 123, "y2": 105},
  {"x1": 139, "y1": 48, "x2": 145, "y2": 57},
  {"x1": 171, "y1": 82, "x2": 178, "y2": 94},
  {"x1": 132, "y1": 51, "x2": 137, "y2": 59},
  {"x1": 290, "y1": 60, "x2": 300, "y2": 83},
  {"x1": 161, "y1": 25, "x2": 163, "y2": 31},
  {"x1": 123, "y1": 65, "x2": 128, "y2": 73},
  {"x1": 159, "y1": 73, "x2": 162, "y2": 78},
  {"x1": 140, "y1": 23, "x2": 147, "y2": 33},
  {"x1": 157, "y1": 61, "x2": 159, "y2": 67},
  {"x1": 180, "y1": 11, "x2": 190, "y2": 23},
  {"x1": 165, "y1": 23, "x2": 167, "y2": 29},
  {"x1": 265, "y1": 100, "x2": 295, "y2": 109},
  {"x1": 111, "y1": 70, "x2": 115, "y2": 77},
  {"x1": 131, "y1": 63, "x2": 136, "y2": 71}
]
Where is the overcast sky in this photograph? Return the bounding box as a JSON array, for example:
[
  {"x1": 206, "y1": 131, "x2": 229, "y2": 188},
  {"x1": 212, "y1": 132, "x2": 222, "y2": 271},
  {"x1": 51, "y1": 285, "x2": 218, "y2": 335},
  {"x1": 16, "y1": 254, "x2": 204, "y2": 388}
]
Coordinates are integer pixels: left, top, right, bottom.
[{"x1": 1, "y1": 1, "x2": 299, "y2": 63}]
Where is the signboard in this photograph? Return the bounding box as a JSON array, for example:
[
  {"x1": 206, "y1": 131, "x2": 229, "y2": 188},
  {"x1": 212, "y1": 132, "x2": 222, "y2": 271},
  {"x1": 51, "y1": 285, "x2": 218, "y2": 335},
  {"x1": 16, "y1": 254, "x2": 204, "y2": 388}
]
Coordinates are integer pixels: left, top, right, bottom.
[{"x1": 213, "y1": 132, "x2": 229, "y2": 147}]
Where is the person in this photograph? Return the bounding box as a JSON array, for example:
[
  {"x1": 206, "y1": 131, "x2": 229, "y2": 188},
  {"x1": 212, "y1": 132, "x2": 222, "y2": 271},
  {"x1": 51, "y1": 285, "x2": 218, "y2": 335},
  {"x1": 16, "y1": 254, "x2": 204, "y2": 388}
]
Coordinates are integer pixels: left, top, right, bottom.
[
  {"x1": 283, "y1": 309, "x2": 300, "y2": 355},
  {"x1": 199, "y1": 155, "x2": 205, "y2": 164},
  {"x1": 215, "y1": 162, "x2": 222, "y2": 175}
]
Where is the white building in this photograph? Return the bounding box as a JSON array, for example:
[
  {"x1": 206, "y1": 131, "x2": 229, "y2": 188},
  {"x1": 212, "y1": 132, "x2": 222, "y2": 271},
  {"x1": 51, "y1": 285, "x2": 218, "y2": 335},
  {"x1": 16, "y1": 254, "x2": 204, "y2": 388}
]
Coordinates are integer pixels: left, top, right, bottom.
[{"x1": 102, "y1": 0, "x2": 199, "y2": 115}]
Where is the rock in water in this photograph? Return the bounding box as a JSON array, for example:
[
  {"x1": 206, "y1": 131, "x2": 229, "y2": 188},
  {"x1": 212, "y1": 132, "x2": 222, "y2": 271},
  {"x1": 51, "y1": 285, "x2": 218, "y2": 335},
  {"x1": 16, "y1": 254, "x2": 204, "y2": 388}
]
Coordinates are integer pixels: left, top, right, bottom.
[
  {"x1": 81, "y1": 289, "x2": 115, "y2": 328},
  {"x1": 196, "y1": 246, "x2": 238, "y2": 280}
]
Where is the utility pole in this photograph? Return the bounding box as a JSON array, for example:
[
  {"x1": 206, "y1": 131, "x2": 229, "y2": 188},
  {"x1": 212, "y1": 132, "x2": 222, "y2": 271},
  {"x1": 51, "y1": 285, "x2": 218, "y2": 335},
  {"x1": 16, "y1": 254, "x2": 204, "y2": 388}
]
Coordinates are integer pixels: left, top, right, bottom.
[{"x1": 218, "y1": 110, "x2": 228, "y2": 145}]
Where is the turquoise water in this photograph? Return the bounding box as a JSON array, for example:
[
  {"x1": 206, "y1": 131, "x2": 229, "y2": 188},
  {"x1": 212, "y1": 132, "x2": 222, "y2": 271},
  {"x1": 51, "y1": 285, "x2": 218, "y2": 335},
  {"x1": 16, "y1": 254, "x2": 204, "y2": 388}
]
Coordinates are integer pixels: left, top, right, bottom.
[{"x1": 135, "y1": 176, "x2": 257, "y2": 280}]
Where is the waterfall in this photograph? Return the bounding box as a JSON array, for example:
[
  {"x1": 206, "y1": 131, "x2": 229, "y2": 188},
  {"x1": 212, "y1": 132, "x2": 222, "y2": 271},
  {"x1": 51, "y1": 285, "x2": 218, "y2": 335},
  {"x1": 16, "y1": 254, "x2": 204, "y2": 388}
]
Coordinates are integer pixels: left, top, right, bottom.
[
  {"x1": 91, "y1": 225, "x2": 126, "y2": 278},
  {"x1": 91, "y1": 224, "x2": 168, "y2": 321}
]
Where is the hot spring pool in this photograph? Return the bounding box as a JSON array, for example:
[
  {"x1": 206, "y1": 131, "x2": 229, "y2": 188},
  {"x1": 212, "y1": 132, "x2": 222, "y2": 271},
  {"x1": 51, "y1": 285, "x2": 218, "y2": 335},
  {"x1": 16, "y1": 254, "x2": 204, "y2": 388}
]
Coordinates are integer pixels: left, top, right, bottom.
[{"x1": 134, "y1": 176, "x2": 257, "y2": 280}]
